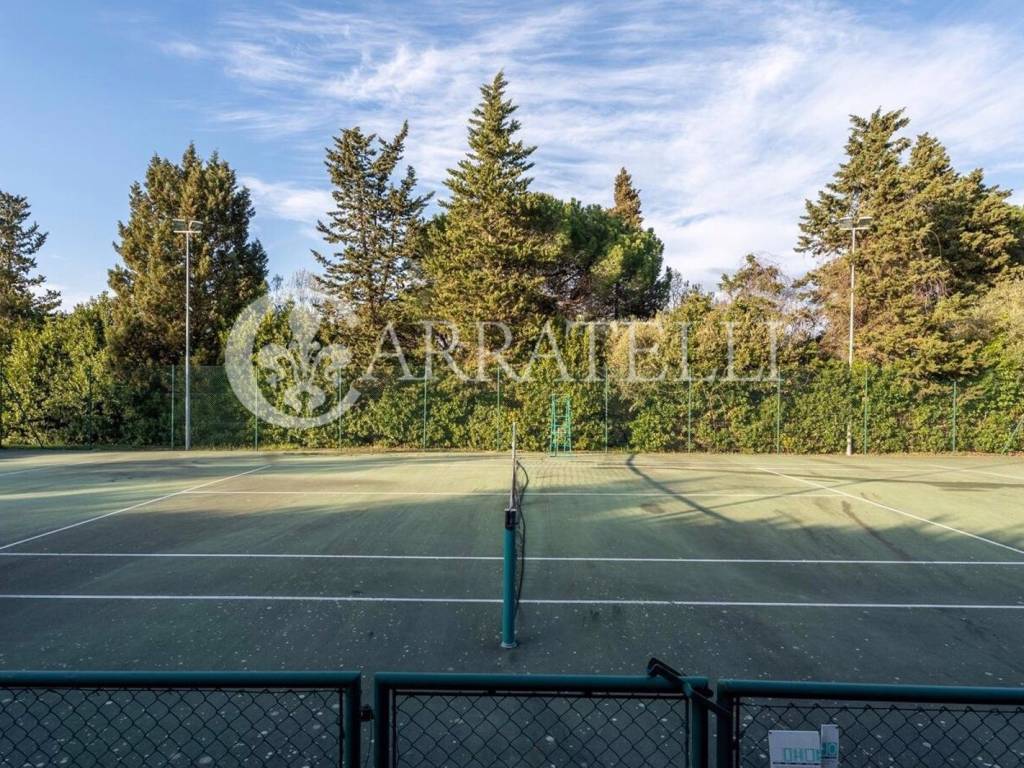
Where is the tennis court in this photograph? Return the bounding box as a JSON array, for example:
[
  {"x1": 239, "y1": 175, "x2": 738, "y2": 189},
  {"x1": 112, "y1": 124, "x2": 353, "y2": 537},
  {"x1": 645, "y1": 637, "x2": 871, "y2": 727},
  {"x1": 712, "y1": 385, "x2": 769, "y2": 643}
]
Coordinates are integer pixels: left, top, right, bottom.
[{"x1": 1, "y1": 449, "x2": 1023, "y2": 684}]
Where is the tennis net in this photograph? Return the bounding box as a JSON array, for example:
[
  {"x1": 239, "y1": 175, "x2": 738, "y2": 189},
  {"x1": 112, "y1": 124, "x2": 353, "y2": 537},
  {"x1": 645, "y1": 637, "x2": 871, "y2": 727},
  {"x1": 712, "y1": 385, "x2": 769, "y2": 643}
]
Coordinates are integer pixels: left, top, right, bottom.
[{"x1": 501, "y1": 424, "x2": 528, "y2": 648}]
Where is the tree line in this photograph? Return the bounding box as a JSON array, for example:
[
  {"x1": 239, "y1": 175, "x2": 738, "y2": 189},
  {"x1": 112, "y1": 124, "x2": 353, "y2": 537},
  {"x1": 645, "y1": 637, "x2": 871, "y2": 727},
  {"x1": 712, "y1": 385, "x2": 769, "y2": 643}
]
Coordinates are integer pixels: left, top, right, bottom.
[{"x1": 1, "y1": 72, "x2": 1022, "y2": 450}]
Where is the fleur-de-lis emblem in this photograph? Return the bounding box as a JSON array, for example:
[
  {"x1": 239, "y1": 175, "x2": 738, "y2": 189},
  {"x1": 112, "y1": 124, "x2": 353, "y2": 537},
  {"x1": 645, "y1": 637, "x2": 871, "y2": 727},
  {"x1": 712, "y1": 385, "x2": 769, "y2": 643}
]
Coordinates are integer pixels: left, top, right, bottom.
[
  {"x1": 255, "y1": 307, "x2": 351, "y2": 415},
  {"x1": 226, "y1": 289, "x2": 361, "y2": 429}
]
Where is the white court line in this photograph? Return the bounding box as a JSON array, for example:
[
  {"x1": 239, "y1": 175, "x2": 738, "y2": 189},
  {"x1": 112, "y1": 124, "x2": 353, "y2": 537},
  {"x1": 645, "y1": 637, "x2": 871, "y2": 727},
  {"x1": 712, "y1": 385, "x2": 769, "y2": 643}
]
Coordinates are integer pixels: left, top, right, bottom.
[
  {"x1": 0, "y1": 461, "x2": 120, "y2": 478},
  {"x1": 3, "y1": 552, "x2": 1023, "y2": 565},
  {"x1": 0, "y1": 465, "x2": 269, "y2": 552},
  {"x1": 923, "y1": 463, "x2": 1024, "y2": 482},
  {"x1": 0, "y1": 593, "x2": 1022, "y2": 610},
  {"x1": 182, "y1": 489, "x2": 834, "y2": 498},
  {"x1": 579, "y1": 461, "x2": 929, "y2": 474},
  {"x1": 759, "y1": 467, "x2": 1024, "y2": 556},
  {"x1": 0, "y1": 466, "x2": 60, "y2": 478}
]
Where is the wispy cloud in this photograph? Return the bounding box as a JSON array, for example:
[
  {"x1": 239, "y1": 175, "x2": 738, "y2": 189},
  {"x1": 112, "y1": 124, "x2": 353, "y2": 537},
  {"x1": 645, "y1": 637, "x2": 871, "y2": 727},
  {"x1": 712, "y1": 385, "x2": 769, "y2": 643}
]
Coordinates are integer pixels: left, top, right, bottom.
[
  {"x1": 161, "y1": 40, "x2": 205, "y2": 60},
  {"x1": 243, "y1": 177, "x2": 331, "y2": 227},
  {"x1": 158, "y1": 0, "x2": 1024, "y2": 285}
]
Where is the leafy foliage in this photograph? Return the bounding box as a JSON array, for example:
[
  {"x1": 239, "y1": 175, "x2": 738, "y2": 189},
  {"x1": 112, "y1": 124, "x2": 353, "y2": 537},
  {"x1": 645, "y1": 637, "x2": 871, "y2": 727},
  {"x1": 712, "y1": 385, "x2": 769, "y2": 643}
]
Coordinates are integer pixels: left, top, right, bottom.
[{"x1": 0, "y1": 190, "x2": 59, "y2": 350}]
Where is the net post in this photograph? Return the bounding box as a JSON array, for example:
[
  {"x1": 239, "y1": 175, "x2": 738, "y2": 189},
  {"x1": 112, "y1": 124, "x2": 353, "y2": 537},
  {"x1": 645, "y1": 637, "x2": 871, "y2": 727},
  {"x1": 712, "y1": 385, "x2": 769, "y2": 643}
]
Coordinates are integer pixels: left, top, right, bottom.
[{"x1": 501, "y1": 421, "x2": 518, "y2": 649}]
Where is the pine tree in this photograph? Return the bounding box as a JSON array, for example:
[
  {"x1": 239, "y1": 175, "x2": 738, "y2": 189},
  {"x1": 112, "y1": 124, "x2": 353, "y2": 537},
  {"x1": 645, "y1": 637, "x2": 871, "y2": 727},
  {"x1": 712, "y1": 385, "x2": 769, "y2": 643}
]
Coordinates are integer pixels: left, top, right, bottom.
[
  {"x1": 314, "y1": 122, "x2": 430, "y2": 348},
  {"x1": 0, "y1": 191, "x2": 60, "y2": 350},
  {"x1": 610, "y1": 168, "x2": 643, "y2": 228},
  {"x1": 108, "y1": 144, "x2": 268, "y2": 367},
  {"x1": 424, "y1": 71, "x2": 561, "y2": 344},
  {"x1": 798, "y1": 110, "x2": 1023, "y2": 374}
]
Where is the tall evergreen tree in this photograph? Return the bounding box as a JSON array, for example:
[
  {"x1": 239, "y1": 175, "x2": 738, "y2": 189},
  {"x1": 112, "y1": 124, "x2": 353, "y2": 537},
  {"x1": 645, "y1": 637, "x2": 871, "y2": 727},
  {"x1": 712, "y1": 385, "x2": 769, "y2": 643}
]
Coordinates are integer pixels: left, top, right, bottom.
[
  {"x1": 797, "y1": 109, "x2": 1023, "y2": 374},
  {"x1": 424, "y1": 71, "x2": 561, "y2": 342},
  {"x1": 314, "y1": 122, "x2": 430, "y2": 348},
  {"x1": 0, "y1": 191, "x2": 59, "y2": 350},
  {"x1": 108, "y1": 144, "x2": 268, "y2": 367},
  {"x1": 610, "y1": 167, "x2": 643, "y2": 228}
]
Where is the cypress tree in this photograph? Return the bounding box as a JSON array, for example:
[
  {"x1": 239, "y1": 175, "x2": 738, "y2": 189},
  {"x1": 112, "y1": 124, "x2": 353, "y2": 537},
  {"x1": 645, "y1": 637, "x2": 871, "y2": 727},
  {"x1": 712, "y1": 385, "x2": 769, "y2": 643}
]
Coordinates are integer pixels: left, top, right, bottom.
[{"x1": 0, "y1": 191, "x2": 59, "y2": 350}]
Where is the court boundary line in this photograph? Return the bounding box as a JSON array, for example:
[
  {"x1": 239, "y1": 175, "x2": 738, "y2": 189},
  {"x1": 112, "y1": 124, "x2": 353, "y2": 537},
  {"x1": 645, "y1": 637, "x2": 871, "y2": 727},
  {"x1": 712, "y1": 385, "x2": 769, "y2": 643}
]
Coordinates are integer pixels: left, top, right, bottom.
[
  {"x1": 0, "y1": 465, "x2": 270, "y2": 552},
  {"x1": 3, "y1": 551, "x2": 1023, "y2": 565},
  {"x1": 181, "y1": 489, "x2": 835, "y2": 499},
  {"x1": 922, "y1": 462, "x2": 1024, "y2": 482},
  {"x1": 1, "y1": 593, "x2": 1022, "y2": 610},
  {"x1": 758, "y1": 466, "x2": 1024, "y2": 556}
]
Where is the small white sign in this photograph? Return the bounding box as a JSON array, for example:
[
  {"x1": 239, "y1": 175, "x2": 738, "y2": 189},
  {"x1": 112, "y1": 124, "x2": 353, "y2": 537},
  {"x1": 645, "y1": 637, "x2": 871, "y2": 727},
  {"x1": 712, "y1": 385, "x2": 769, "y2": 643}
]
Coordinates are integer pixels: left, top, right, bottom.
[
  {"x1": 820, "y1": 724, "x2": 839, "y2": 768},
  {"x1": 769, "y1": 730, "x2": 821, "y2": 768}
]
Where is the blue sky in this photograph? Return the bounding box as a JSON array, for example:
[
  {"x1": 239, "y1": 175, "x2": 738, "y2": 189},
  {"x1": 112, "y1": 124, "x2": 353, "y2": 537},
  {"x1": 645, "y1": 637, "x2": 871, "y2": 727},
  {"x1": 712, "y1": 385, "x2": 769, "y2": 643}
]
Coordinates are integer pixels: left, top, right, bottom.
[{"x1": 3, "y1": 0, "x2": 1024, "y2": 309}]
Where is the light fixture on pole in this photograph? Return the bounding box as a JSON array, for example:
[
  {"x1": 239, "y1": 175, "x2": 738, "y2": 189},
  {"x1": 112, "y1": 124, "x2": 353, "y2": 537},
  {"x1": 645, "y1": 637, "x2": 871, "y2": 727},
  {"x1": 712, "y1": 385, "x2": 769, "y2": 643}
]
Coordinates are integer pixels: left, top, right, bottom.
[
  {"x1": 839, "y1": 214, "x2": 873, "y2": 456},
  {"x1": 172, "y1": 218, "x2": 203, "y2": 451}
]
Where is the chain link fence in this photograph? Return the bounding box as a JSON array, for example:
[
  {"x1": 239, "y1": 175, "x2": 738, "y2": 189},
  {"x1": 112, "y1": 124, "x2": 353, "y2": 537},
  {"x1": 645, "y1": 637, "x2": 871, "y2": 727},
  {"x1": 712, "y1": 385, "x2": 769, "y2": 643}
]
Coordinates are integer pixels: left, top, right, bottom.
[
  {"x1": 716, "y1": 680, "x2": 1024, "y2": 768},
  {"x1": 374, "y1": 672, "x2": 706, "y2": 768},
  {"x1": 2, "y1": 359, "x2": 1023, "y2": 453},
  {"x1": 0, "y1": 672, "x2": 361, "y2": 768}
]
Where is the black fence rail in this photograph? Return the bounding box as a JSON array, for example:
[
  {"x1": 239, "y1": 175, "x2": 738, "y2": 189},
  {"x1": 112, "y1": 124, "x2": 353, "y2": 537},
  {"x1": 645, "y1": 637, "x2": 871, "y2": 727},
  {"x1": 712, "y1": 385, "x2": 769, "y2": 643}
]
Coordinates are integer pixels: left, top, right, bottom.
[
  {"x1": 373, "y1": 671, "x2": 710, "y2": 768},
  {"x1": 0, "y1": 671, "x2": 362, "y2": 768},
  {"x1": 714, "y1": 679, "x2": 1024, "y2": 768}
]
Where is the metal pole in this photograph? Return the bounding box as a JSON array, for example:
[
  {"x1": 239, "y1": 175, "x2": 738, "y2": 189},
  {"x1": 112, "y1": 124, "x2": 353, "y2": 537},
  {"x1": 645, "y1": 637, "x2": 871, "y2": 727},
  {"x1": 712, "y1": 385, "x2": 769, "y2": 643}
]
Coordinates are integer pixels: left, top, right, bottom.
[
  {"x1": 184, "y1": 230, "x2": 191, "y2": 451},
  {"x1": 846, "y1": 227, "x2": 856, "y2": 457},
  {"x1": 862, "y1": 367, "x2": 869, "y2": 454},
  {"x1": 686, "y1": 379, "x2": 693, "y2": 453},
  {"x1": 87, "y1": 375, "x2": 93, "y2": 449},
  {"x1": 496, "y1": 366, "x2": 502, "y2": 452},
  {"x1": 254, "y1": 369, "x2": 259, "y2": 453},
  {"x1": 501, "y1": 422, "x2": 518, "y2": 648},
  {"x1": 775, "y1": 375, "x2": 781, "y2": 454},
  {"x1": 336, "y1": 367, "x2": 342, "y2": 451},
  {"x1": 421, "y1": 376, "x2": 428, "y2": 451},
  {"x1": 604, "y1": 372, "x2": 609, "y2": 453},
  {"x1": 0, "y1": 357, "x2": 4, "y2": 449},
  {"x1": 170, "y1": 364, "x2": 175, "y2": 450},
  {"x1": 952, "y1": 380, "x2": 958, "y2": 454}
]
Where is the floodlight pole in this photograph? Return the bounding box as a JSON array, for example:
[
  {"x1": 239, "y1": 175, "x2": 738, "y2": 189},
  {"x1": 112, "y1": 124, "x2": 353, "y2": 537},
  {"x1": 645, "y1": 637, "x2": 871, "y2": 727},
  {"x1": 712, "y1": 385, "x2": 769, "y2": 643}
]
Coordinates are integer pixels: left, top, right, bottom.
[
  {"x1": 173, "y1": 219, "x2": 203, "y2": 451},
  {"x1": 841, "y1": 215, "x2": 872, "y2": 456}
]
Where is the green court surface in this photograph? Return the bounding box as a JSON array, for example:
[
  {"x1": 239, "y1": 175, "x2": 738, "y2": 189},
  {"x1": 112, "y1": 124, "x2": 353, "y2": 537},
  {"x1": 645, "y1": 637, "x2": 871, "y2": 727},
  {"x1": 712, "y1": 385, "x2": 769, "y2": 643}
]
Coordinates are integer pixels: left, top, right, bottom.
[{"x1": 1, "y1": 449, "x2": 1023, "y2": 684}]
